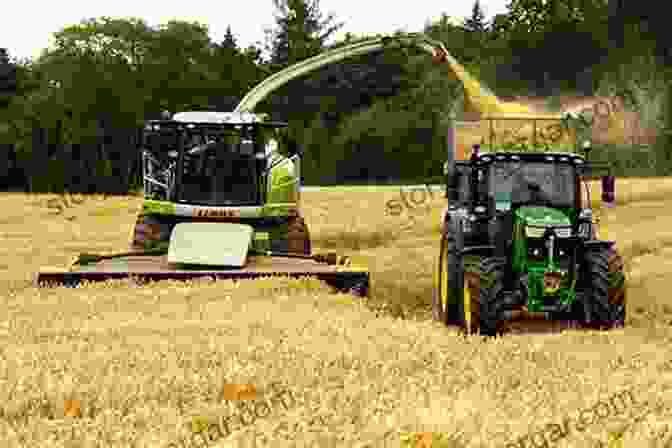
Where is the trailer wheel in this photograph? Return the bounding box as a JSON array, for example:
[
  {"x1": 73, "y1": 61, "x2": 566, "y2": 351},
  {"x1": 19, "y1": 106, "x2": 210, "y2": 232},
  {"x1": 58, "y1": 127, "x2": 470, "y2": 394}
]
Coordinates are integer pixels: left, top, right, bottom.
[
  {"x1": 433, "y1": 218, "x2": 464, "y2": 326},
  {"x1": 578, "y1": 246, "x2": 624, "y2": 329}
]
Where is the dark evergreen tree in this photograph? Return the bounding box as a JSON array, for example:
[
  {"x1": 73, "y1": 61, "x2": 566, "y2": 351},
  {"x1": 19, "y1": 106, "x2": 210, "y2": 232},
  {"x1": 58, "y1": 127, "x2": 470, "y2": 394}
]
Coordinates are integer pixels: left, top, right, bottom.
[
  {"x1": 463, "y1": 0, "x2": 488, "y2": 34},
  {"x1": 221, "y1": 26, "x2": 237, "y2": 51},
  {"x1": 264, "y1": 0, "x2": 343, "y2": 69}
]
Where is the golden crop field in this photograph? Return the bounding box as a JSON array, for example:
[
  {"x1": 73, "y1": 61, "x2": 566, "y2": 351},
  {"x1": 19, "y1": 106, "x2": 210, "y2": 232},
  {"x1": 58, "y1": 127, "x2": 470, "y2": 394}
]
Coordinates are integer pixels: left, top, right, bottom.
[{"x1": 1, "y1": 177, "x2": 672, "y2": 447}]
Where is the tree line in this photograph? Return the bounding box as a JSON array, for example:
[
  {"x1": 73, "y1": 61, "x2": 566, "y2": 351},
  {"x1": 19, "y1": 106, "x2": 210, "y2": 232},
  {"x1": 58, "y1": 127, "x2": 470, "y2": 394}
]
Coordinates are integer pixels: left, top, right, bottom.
[{"x1": 0, "y1": 0, "x2": 669, "y2": 192}]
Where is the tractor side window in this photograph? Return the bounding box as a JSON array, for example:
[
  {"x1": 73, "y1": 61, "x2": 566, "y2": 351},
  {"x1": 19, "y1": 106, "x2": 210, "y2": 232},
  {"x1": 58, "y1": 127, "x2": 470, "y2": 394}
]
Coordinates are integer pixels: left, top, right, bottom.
[
  {"x1": 490, "y1": 162, "x2": 514, "y2": 211},
  {"x1": 455, "y1": 165, "x2": 471, "y2": 203}
]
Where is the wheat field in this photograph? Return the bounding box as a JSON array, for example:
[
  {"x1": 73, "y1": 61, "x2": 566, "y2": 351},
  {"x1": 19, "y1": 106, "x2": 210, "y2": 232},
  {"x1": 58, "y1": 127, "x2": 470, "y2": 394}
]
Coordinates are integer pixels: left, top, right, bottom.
[{"x1": 1, "y1": 178, "x2": 672, "y2": 447}]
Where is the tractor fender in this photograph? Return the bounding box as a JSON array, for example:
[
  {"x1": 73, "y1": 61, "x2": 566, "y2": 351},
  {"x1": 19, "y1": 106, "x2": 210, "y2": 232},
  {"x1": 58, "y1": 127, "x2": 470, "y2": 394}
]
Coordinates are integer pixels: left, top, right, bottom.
[
  {"x1": 440, "y1": 205, "x2": 449, "y2": 229},
  {"x1": 582, "y1": 240, "x2": 615, "y2": 250}
]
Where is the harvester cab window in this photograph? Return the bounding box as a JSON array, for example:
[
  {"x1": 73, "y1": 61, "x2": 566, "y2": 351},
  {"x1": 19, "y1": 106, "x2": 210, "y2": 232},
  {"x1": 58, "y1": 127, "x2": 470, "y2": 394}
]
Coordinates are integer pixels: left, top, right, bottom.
[{"x1": 177, "y1": 127, "x2": 260, "y2": 206}]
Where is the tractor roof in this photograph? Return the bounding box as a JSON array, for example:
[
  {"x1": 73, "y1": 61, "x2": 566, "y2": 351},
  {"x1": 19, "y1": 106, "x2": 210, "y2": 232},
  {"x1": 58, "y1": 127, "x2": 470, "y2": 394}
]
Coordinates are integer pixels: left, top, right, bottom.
[{"x1": 172, "y1": 111, "x2": 267, "y2": 124}]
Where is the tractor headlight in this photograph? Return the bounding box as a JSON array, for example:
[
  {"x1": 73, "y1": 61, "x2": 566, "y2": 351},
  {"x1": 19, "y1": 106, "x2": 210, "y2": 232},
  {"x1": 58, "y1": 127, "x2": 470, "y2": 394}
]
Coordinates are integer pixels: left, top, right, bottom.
[
  {"x1": 578, "y1": 223, "x2": 591, "y2": 238},
  {"x1": 525, "y1": 226, "x2": 546, "y2": 238},
  {"x1": 463, "y1": 215, "x2": 476, "y2": 233},
  {"x1": 526, "y1": 226, "x2": 571, "y2": 238},
  {"x1": 554, "y1": 227, "x2": 571, "y2": 238}
]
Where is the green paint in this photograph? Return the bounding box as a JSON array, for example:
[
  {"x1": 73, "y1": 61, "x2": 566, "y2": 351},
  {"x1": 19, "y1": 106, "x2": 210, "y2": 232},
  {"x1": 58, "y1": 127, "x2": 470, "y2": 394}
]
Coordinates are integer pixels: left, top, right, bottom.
[
  {"x1": 142, "y1": 200, "x2": 176, "y2": 215},
  {"x1": 515, "y1": 206, "x2": 571, "y2": 227},
  {"x1": 509, "y1": 206, "x2": 579, "y2": 311}
]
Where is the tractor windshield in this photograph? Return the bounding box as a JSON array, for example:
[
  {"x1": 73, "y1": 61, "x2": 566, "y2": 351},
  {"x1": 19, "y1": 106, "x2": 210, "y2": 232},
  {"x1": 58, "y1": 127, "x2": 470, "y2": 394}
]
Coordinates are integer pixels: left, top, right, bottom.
[{"x1": 488, "y1": 161, "x2": 575, "y2": 210}]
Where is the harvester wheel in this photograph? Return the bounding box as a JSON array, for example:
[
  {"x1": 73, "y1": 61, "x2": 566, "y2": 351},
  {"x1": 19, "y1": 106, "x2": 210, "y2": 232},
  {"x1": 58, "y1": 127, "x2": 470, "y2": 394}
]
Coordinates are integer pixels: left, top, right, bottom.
[
  {"x1": 477, "y1": 257, "x2": 509, "y2": 336},
  {"x1": 130, "y1": 214, "x2": 172, "y2": 251},
  {"x1": 577, "y1": 246, "x2": 625, "y2": 329},
  {"x1": 286, "y1": 216, "x2": 312, "y2": 255},
  {"x1": 433, "y1": 218, "x2": 464, "y2": 326}
]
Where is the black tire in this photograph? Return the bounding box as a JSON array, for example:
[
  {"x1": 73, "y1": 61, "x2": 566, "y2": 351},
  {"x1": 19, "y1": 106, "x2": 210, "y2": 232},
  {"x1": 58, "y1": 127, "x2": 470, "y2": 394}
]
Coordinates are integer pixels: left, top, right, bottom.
[
  {"x1": 577, "y1": 246, "x2": 623, "y2": 329},
  {"x1": 478, "y1": 257, "x2": 509, "y2": 336},
  {"x1": 607, "y1": 246, "x2": 627, "y2": 327},
  {"x1": 286, "y1": 216, "x2": 311, "y2": 255},
  {"x1": 433, "y1": 217, "x2": 464, "y2": 325},
  {"x1": 130, "y1": 214, "x2": 173, "y2": 251}
]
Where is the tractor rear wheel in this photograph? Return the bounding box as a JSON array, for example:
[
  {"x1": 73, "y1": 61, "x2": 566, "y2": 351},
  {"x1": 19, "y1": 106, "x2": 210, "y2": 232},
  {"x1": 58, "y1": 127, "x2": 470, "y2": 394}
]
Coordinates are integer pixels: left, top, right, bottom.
[
  {"x1": 577, "y1": 246, "x2": 625, "y2": 329},
  {"x1": 607, "y1": 246, "x2": 627, "y2": 326},
  {"x1": 433, "y1": 219, "x2": 464, "y2": 325}
]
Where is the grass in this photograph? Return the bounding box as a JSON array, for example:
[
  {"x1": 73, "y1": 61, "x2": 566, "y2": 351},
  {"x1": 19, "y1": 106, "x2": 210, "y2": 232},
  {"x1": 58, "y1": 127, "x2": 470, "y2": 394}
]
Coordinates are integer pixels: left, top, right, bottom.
[{"x1": 1, "y1": 178, "x2": 672, "y2": 446}]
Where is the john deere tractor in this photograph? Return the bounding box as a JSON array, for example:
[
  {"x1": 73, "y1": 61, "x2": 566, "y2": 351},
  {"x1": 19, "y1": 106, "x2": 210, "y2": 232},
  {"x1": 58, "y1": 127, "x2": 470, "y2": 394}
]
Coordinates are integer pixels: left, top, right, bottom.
[{"x1": 434, "y1": 143, "x2": 626, "y2": 336}]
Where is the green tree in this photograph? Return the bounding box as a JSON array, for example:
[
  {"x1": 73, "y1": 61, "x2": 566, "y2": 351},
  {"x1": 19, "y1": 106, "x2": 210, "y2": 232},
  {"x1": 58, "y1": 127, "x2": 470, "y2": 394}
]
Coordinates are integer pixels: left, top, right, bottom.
[
  {"x1": 499, "y1": 0, "x2": 611, "y2": 95},
  {"x1": 464, "y1": 0, "x2": 488, "y2": 34},
  {"x1": 264, "y1": 0, "x2": 344, "y2": 69},
  {"x1": 222, "y1": 26, "x2": 237, "y2": 50}
]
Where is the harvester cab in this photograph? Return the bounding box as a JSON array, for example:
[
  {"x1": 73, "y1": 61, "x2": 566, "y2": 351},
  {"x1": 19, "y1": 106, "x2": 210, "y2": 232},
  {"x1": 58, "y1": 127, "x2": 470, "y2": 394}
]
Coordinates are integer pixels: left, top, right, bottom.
[
  {"x1": 141, "y1": 111, "x2": 300, "y2": 209},
  {"x1": 435, "y1": 141, "x2": 626, "y2": 335},
  {"x1": 133, "y1": 111, "x2": 308, "y2": 255}
]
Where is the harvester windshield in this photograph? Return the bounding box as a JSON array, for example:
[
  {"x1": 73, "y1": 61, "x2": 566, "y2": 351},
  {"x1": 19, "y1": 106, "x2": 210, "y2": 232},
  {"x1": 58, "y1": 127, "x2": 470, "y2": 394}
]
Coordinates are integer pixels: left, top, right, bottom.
[
  {"x1": 489, "y1": 161, "x2": 575, "y2": 210},
  {"x1": 179, "y1": 130, "x2": 262, "y2": 206},
  {"x1": 142, "y1": 118, "x2": 288, "y2": 207}
]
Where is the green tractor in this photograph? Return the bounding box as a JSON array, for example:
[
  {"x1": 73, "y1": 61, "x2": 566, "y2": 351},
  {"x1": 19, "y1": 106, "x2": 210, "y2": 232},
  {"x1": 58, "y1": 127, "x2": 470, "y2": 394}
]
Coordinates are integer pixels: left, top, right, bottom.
[{"x1": 434, "y1": 143, "x2": 626, "y2": 335}]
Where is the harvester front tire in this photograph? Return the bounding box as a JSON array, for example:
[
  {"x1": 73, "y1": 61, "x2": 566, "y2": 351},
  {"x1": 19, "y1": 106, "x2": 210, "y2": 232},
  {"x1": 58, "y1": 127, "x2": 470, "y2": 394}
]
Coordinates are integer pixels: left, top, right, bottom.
[
  {"x1": 130, "y1": 214, "x2": 172, "y2": 251},
  {"x1": 578, "y1": 246, "x2": 625, "y2": 329},
  {"x1": 286, "y1": 216, "x2": 312, "y2": 255},
  {"x1": 433, "y1": 218, "x2": 464, "y2": 326}
]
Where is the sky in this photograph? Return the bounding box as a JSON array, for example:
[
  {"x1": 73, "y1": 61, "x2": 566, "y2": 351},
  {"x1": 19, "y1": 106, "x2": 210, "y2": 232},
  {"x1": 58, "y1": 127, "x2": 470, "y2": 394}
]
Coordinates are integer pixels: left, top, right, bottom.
[{"x1": 2, "y1": 0, "x2": 509, "y2": 62}]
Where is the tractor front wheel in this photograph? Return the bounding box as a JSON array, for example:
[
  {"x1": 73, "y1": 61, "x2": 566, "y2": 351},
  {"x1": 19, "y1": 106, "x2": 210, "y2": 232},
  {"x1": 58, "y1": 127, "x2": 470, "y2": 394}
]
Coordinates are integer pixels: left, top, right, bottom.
[
  {"x1": 577, "y1": 246, "x2": 625, "y2": 329},
  {"x1": 477, "y1": 257, "x2": 509, "y2": 336}
]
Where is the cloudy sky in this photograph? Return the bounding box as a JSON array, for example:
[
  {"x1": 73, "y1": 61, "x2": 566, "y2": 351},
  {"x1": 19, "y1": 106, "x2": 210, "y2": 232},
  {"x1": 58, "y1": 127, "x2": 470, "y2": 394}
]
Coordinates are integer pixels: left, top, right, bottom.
[{"x1": 2, "y1": 0, "x2": 509, "y2": 61}]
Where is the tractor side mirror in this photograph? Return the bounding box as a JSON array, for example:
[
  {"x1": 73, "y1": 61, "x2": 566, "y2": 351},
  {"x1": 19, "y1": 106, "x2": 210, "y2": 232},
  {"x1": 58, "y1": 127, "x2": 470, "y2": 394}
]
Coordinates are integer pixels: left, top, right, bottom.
[
  {"x1": 582, "y1": 140, "x2": 592, "y2": 157},
  {"x1": 601, "y1": 175, "x2": 615, "y2": 207}
]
